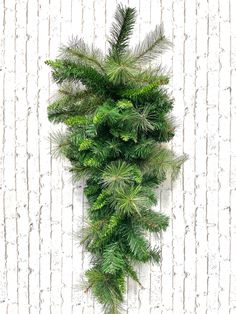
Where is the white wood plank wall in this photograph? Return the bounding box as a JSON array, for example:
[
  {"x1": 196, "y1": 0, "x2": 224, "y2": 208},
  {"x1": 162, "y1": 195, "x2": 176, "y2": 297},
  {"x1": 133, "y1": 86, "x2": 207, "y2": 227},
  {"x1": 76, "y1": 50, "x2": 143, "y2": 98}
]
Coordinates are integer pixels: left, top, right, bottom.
[{"x1": 0, "y1": 0, "x2": 235, "y2": 313}]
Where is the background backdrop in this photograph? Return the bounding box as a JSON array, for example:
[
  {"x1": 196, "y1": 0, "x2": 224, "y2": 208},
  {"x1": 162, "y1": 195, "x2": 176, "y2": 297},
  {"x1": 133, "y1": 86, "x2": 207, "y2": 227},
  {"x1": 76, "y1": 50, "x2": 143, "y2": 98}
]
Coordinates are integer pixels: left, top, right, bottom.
[{"x1": 1, "y1": 0, "x2": 236, "y2": 313}]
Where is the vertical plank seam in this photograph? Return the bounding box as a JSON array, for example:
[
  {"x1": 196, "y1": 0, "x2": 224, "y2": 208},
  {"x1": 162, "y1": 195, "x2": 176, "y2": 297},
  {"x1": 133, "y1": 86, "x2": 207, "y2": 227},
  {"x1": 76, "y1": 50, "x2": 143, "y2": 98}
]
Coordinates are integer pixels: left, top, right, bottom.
[
  {"x1": 2, "y1": 0, "x2": 7, "y2": 312},
  {"x1": 229, "y1": 0, "x2": 232, "y2": 312},
  {"x1": 59, "y1": 0, "x2": 63, "y2": 312},
  {"x1": 36, "y1": 0, "x2": 42, "y2": 311},
  {"x1": 194, "y1": 0, "x2": 198, "y2": 313},
  {"x1": 217, "y1": 0, "x2": 221, "y2": 310},
  {"x1": 183, "y1": 0, "x2": 186, "y2": 311},
  {"x1": 48, "y1": 0, "x2": 53, "y2": 311},
  {"x1": 206, "y1": 0, "x2": 210, "y2": 310},
  {"x1": 25, "y1": 0, "x2": 30, "y2": 311},
  {"x1": 14, "y1": 0, "x2": 19, "y2": 312}
]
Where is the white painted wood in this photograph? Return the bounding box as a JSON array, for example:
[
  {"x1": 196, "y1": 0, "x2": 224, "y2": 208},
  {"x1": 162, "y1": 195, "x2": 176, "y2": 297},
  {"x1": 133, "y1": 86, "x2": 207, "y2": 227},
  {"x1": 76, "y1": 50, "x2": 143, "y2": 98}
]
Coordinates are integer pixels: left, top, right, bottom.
[
  {"x1": 218, "y1": 1, "x2": 231, "y2": 313},
  {"x1": 183, "y1": 1, "x2": 197, "y2": 313},
  {"x1": 230, "y1": 1, "x2": 236, "y2": 313},
  {"x1": 0, "y1": 1, "x2": 7, "y2": 313},
  {"x1": 172, "y1": 1, "x2": 185, "y2": 313},
  {"x1": 195, "y1": 1, "x2": 208, "y2": 313},
  {"x1": 159, "y1": 1, "x2": 173, "y2": 313},
  {"x1": 1, "y1": 0, "x2": 235, "y2": 313},
  {"x1": 15, "y1": 1, "x2": 29, "y2": 313}
]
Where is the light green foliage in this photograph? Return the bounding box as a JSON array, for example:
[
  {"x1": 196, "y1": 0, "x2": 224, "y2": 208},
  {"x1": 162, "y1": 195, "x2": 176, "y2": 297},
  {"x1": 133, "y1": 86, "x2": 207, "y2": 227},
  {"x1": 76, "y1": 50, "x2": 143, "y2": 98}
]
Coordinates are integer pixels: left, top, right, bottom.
[
  {"x1": 91, "y1": 189, "x2": 109, "y2": 210},
  {"x1": 116, "y1": 99, "x2": 133, "y2": 109},
  {"x1": 133, "y1": 23, "x2": 172, "y2": 63},
  {"x1": 65, "y1": 115, "x2": 87, "y2": 126},
  {"x1": 105, "y1": 52, "x2": 137, "y2": 84},
  {"x1": 111, "y1": 185, "x2": 152, "y2": 216},
  {"x1": 60, "y1": 37, "x2": 105, "y2": 72},
  {"x1": 49, "y1": 130, "x2": 69, "y2": 159},
  {"x1": 141, "y1": 145, "x2": 187, "y2": 180},
  {"x1": 79, "y1": 138, "x2": 93, "y2": 151},
  {"x1": 102, "y1": 161, "x2": 142, "y2": 189},
  {"x1": 46, "y1": 4, "x2": 186, "y2": 313}
]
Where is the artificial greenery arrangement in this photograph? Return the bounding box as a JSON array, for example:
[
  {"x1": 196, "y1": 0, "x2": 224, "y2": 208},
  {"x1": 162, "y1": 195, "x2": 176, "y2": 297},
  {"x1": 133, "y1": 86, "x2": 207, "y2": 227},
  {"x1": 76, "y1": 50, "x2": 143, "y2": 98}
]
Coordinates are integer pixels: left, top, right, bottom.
[{"x1": 46, "y1": 4, "x2": 186, "y2": 313}]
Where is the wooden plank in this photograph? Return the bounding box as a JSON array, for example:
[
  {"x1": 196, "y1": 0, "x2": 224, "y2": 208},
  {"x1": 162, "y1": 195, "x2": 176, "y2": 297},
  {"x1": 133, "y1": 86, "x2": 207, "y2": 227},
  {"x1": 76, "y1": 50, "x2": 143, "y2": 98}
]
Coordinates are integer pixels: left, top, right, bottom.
[
  {"x1": 49, "y1": 0, "x2": 63, "y2": 312},
  {"x1": 0, "y1": 0, "x2": 7, "y2": 312},
  {"x1": 195, "y1": 1, "x2": 208, "y2": 313},
  {"x1": 183, "y1": 0, "x2": 197, "y2": 313},
  {"x1": 160, "y1": 0, "x2": 174, "y2": 312},
  {"x1": 15, "y1": 0, "x2": 29, "y2": 313},
  {"x1": 4, "y1": 1, "x2": 18, "y2": 312},
  {"x1": 206, "y1": 1, "x2": 220, "y2": 312},
  {"x1": 26, "y1": 0, "x2": 41, "y2": 311},
  {"x1": 218, "y1": 1, "x2": 231, "y2": 313},
  {"x1": 229, "y1": 1, "x2": 236, "y2": 312},
  {"x1": 172, "y1": 0, "x2": 185, "y2": 313},
  {"x1": 38, "y1": 0, "x2": 51, "y2": 312}
]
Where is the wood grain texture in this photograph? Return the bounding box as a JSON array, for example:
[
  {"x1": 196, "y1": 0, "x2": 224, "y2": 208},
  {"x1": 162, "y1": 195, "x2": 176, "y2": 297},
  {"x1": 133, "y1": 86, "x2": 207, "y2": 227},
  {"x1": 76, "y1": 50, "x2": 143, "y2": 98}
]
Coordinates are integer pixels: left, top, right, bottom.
[{"x1": 0, "y1": 0, "x2": 235, "y2": 313}]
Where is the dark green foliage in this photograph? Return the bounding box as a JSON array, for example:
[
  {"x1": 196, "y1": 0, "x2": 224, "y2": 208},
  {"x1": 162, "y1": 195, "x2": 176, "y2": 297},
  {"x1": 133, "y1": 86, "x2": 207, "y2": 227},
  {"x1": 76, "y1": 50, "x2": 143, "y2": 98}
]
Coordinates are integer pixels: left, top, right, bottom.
[
  {"x1": 108, "y1": 4, "x2": 136, "y2": 58},
  {"x1": 46, "y1": 4, "x2": 186, "y2": 313}
]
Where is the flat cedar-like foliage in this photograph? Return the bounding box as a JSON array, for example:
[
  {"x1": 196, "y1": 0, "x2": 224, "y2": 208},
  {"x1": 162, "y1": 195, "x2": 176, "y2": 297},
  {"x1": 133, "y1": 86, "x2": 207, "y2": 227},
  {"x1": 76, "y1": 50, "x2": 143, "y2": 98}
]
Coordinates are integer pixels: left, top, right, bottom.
[{"x1": 46, "y1": 4, "x2": 186, "y2": 313}]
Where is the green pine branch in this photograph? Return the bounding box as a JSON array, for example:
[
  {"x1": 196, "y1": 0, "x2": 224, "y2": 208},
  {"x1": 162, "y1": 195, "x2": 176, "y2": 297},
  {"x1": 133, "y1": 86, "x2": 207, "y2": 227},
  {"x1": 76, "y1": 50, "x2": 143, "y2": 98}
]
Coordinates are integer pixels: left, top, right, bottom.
[
  {"x1": 45, "y1": 59, "x2": 112, "y2": 95},
  {"x1": 60, "y1": 37, "x2": 105, "y2": 73},
  {"x1": 133, "y1": 24, "x2": 172, "y2": 63},
  {"x1": 108, "y1": 4, "x2": 136, "y2": 58},
  {"x1": 45, "y1": 4, "x2": 186, "y2": 313}
]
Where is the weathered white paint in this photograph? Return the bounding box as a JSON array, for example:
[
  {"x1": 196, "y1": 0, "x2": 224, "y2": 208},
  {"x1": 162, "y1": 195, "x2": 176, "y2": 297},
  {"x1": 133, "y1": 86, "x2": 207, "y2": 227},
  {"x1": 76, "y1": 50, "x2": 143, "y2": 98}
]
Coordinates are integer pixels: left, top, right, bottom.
[{"x1": 0, "y1": 0, "x2": 235, "y2": 313}]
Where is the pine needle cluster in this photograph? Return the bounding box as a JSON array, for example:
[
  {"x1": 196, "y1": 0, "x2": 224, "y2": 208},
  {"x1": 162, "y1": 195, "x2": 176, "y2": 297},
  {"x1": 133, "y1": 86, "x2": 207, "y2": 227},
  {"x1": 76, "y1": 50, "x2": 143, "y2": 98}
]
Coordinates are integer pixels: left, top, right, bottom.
[{"x1": 46, "y1": 4, "x2": 186, "y2": 313}]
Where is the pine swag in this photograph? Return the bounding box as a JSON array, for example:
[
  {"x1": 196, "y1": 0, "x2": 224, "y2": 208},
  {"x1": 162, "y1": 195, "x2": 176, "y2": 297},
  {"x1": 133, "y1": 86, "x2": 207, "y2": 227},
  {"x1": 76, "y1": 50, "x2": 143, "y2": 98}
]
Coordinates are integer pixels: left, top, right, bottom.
[{"x1": 46, "y1": 4, "x2": 186, "y2": 313}]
